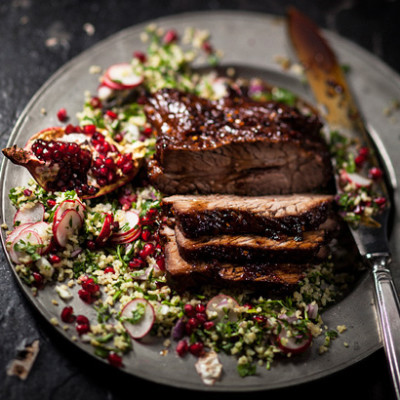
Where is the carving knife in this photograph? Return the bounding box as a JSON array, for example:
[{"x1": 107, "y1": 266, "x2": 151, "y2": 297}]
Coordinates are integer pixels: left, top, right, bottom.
[{"x1": 287, "y1": 8, "x2": 400, "y2": 397}]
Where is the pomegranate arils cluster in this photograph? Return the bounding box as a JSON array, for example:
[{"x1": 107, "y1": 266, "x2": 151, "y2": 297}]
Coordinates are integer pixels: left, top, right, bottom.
[
  {"x1": 78, "y1": 276, "x2": 100, "y2": 304},
  {"x1": 60, "y1": 307, "x2": 90, "y2": 335},
  {"x1": 30, "y1": 128, "x2": 136, "y2": 196},
  {"x1": 31, "y1": 138, "x2": 97, "y2": 196}
]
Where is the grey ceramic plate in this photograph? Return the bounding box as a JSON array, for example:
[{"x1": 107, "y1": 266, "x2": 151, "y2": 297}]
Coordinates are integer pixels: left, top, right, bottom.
[{"x1": 1, "y1": 11, "x2": 400, "y2": 392}]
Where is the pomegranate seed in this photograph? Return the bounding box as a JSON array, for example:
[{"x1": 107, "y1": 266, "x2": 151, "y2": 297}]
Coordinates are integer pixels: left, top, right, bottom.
[
  {"x1": 184, "y1": 304, "x2": 195, "y2": 317},
  {"x1": 90, "y1": 96, "x2": 102, "y2": 109},
  {"x1": 202, "y1": 41, "x2": 213, "y2": 54},
  {"x1": 185, "y1": 317, "x2": 199, "y2": 334},
  {"x1": 57, "y1": 108, "x2": 68, "y2": 122},
  {"x1": 23, "y1": 189, "x2": 32, "y2": 196},
  {"x1": 142, "y1": 127, "x2": 153, "y2": 137},
  {"x1": 129, "y1": 258, "x2": 145, "y2": 269},
  {"x1": 140, "y1": 215, "x2": 153, "y2": 226},
  {"x1": 133, "y1": 51, "x2": 147, "y2": 63},
  {"x1": 32, "y1": 272, "x2": 43, "y2": 286},
  {"x1": 82, "y1": 278, "x2": 100, "y2": 293},
  {"x1": 141, "y1": 229, "x2": 151, "y2": 241},
  {"x1": 369, "y1": 167, "x2": 383, "y2": 180},
  {"x1": 83, "y1": 124, "x2": 97, "y2": 135},
  {"x1": 196, "y1": 313, "x2": 207, "y2": 325},
  {"x1": 163, "y1": 29, "x2": 178, "y2": 44},
  {"x1": 61, "y1": 306, "x2": 75, "y2": 323},
  {"x1": 65, "y1": 124, "x2": 76, "y2": 134},
  {"x1": 253, "y1": 315, "x2": 267, "y2": 324},
  {"x1": 76, "y1": 323, "x2": 90, "y2": 335},
  {"x1": 359, "y1": 146, "x2": 369, "y2": 158},
  {"x1": 176, "y1": 340, "x2": 189, "y2": 357},
  {"x1": 374, "y1": 197, "x2": 387, "y2": 207},
  {"x1": 105, "y1": 110, "x2": 118, "y2": 119},
  {"x1": 108, "y1": 352, "x2": 123, "y2": 368},
  {"x1": 139, "y1": 243, "x2": 155, "y2": 259},
  {"x1": 355, "y1": 154, "x2": 366, "y2": 167},
  {"x1": 114, "y1": 133, "x2": 123, "y2": 142},
  {"x1": 104, "y1": 266, "x2": 115, "y2": 274},
  {"x1": 203, "y1": 321, "x2": 214, "y2": 330},
  {"x1": 86, "y1": 240, "x2": 96, "y2": 250},
  {"x1": 121, "y1": 162, "x2": 134, "y2": 174},
  {"x1": 47, "y1": 199, "x2": 56, "y2": 207},
  {"x1": 195, "y1": 304, "x2": 206, "y2": 313},
  {"x1": 78, "y1": 289, "x2": 93, "y2": 304},
  {"x1": 49, "y1": 254, "x2": 61, "y2": 264},
  {"x1": 189, "y1": 342, "x2": 204, "y2": 357},
  {"x1": 155, "y1": 256, "x2": 165, "y2": 271},
  {"x1": 76, "y1": 315, "x2": 89, "y2": 325}
]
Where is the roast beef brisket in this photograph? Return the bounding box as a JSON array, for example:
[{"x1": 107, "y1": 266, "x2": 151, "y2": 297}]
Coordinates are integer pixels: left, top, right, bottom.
[
  {"x1": 162, "y1": 193, "x2": 334, "y2": 238},
  {"x1": 145, "y1": 88, "x2": 333, "y2": 195},
  {"x1": 174, "y1": 225, "x2": 329, "y2": 265},
  {"x1": 161, "y1": 226, "x2": 307, "y2": 291}
]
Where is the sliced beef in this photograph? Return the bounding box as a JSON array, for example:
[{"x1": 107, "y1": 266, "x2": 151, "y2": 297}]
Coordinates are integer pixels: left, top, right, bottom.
[
  {"x1": 161, "y1": 226, "x2": 307, "y2": 291},
  {"x1": 144, "y1": 88, "x2": 333, "y2": 195},
  {"x1": 162, "y1": 193, "x2": 334, "y2": 238},
  {"x1": 174, "y1": 225, "x2": 329, "y2": 265}
]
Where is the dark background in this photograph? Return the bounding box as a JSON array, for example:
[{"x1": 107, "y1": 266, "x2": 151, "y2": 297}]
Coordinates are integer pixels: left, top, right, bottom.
[{"x1": 1, "y1": 1, "x2": 399, "y2": 399}]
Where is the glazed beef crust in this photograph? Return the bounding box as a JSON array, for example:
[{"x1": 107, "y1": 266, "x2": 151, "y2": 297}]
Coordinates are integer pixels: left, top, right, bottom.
[
  {"x1": 145, "y1": 88, "x2": 333, "y2": 195},
  {"x1": 162, "y1": 193, "x2": 334, "y2": 238}
]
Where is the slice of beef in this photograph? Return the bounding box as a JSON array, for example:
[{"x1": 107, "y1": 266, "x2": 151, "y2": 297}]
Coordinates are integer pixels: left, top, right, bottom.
[
  {"x1": 161, "y1": 226, "x2": 307, "y2": 291},
  {"x1": 174, "y1": 225, "x2": 329, "y2": 265},
  {"x1": 162, "y1": 193, "x2": 334, "y2": 238},
  {"x1": 144, "y1": 88, "x2": 333, "y2": 195}
]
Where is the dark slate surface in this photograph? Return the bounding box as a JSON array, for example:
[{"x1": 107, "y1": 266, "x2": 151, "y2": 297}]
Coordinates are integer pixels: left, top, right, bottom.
[{"x1": 1, "y1": 1, "x2": 399, "y2": 399}]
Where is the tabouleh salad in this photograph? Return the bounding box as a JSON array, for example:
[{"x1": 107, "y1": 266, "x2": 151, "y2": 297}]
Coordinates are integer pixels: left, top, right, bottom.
[{"x1": 1, "y1": 24, "x2": 380, "y2": 385}]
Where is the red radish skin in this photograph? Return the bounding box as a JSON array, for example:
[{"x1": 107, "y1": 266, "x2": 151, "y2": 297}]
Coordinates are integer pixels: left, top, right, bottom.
[
  {"x1": 340, "y1": 169, "x2": 372, "y2": 188},
  {"x1": 121, "y1": 298, "x2": 155, "y2": 339},
  {"x1": 96, "y1": 213, "x2": 114, "y2": 245},
  {"x1": 105, "y1": 63, "x2": 144, "y2": 89},
  {"x1": 53, "y1": 199, "x2": 86, "y2": 225},
  {"x1": 110, "y1": 229, "x2": 141, "y2": 244},
  {"x1": 112, "y1": 210, "x2": 140, "y2": 237},
  {"x1": 111, "y1": 210, "x2": 141, "y2": 244},
  {"x1": 53, "y1": 209, "x2": 83, "y2": 247}
]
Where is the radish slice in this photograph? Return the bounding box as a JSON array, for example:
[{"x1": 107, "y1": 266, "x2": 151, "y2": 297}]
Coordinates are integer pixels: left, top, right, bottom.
[
  {"x1": 54, "y1": 199, "x2": 85, "y2": 225},
  {"x1": 53, "y1": 209, "x2": 83, "y2": 247},
  {"x1": 96, "y1": 213, "x2": 114, "y2": 245},
  {"x1": 206, "y1": 294, "x2": 239, "y2": 323},
  {"x1": 13, "y1": 203, "x2": 45, "y2": 226},
  {"x1": 27, "y1": 221, "x2": 52, "y2": 254},
  {"x1": 110, "y1": 228, "x2": 141, "y2": 244},
  {"x1": 9, "y1": 229, "x2": 43, "y2": 264},
  {"x1": 112, "y1": 210, "x2": 140, "y2": 239},
  {"x1": 101, "y1": 74, "x2": 126, "y2": 91},
  {"x1": 6, "y1": 223, "x2": 33, "y2": 246},
  {"x1": 276, "y1": 326, "x2": 312, "y2": 355},
  {"x1": 97, "y1": 84, "x2": 114, "y2": 100},
  {"x1": 340, "y1": 170, "x2": 372, "y2": 188},
  {"x1": 105, "y1": 63, "x2": 143, "y2": 89},
  {"x1": 121, "y1": 298, "x2": 155, "y2": 339}
]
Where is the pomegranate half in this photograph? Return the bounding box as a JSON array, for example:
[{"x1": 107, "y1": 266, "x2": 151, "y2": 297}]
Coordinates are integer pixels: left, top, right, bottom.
[{"x1": 2, "y1": 126, "x2": 144, "y2": 199}]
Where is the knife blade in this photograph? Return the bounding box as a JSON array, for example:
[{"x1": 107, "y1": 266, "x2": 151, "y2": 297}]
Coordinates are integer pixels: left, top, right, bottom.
[{"x1": 287, "y1": 8, "x2": 400, "y2": 397}]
